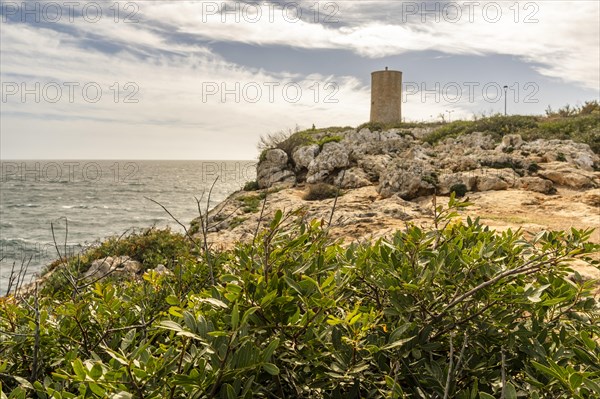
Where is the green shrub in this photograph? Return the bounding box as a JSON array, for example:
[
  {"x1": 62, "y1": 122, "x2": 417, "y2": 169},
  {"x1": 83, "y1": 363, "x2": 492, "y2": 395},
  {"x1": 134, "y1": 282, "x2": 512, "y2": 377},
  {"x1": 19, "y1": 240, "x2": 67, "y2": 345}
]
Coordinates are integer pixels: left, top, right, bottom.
[
  {"x1": 237, "y1": 193, "x2": 265, "y2": 213},
  {"x1": 259, "y1": 126, "x2": 353, "y2": 162},
  {"x1": 274, "y1": 131, "x2": 314, "y2": 159},
  {"x1": 357, "y1": 121, "x2": 387, "y2": 132},
  {"x1": 522, "y1": 114, "x2": 600, "y2": 154},
  {"x1": 243, "y1": 180, "x2": 259, "y2": 191},
  {"x1": 481, "y1": 158, "x2": 524, "y2": 171},
  {"x1": 546, "y1": 101, "x2": 600, "y2": 117},
  {"x1": 229, "y1": 216, "x2": 247, "y2": 229},
  {"x1": 421, "y1": 172, "x2": 439, "y2": 188},
  {"x1": 528, "y1": 162, "x2": 541, "y2": 174},
  {"x1": 449, "y1": 183, "x2": 468, "y2": 197},
  {"x1": 259, "y1": 149, "x2": 268, "y2": 163},
  {"x1": 1, "y1": 199, "x2": 599, "y2": 398},
  {"x1": 357, "y1": 121, "x2": 441, "y2": 132},
  {"x1": 421, "y1": 111, "x2": 599, "y2": 154},
  {"x1": 396, "y1": 129, "x2": 415, "y2": 138},
  {"x1": 580, "y1": 100, "x2": 600, "y2": 115},
  {"x1": 423, "y1": 115, "x2": 539, "y2": 144},
  {"x1": 307, "y1": 126, "x2": 353, "y2": 134},
  {"x1": 421, "y1": 120, "x2": 475, "y2": 143},
  {"x1": 316, "y1": 135, "x2": 342, "y2": 148},
  {"x1": 303, "y1": 183, "x2": 339, "y2": 201},
  {"x1": 39, "y1": 227, "x2": 194, "y2": 296}
]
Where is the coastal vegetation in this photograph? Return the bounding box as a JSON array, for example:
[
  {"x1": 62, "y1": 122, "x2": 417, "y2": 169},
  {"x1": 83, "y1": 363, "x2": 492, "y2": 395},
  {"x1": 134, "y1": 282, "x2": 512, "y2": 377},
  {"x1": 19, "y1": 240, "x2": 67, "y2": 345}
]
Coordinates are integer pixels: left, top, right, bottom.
[
  {"x1": 259, "y1": 102, "x2": 600, "y2": 157},
  {"x1": 1, "y1": 196, "x2": 599, "y2": 398},
  {"x1": 415, "y1": 102, "x2": 599, "y2": 154},
  {"x1": 2, "y1": 103, "x2": 599, "y2": 397},
  {"x1": 422, "y1": 112, "x2": 599, "y2": 154},
  {"x1": 259, "y1": 126, "x2": 352, "y2": 162}
]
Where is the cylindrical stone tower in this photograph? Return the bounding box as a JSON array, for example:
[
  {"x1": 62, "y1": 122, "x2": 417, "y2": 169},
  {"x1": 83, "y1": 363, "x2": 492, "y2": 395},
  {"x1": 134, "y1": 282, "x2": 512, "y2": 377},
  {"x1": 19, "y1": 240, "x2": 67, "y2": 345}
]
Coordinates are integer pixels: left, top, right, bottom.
[{"x1": 370, "y1": 67, "x2": 402, "y2": 124}]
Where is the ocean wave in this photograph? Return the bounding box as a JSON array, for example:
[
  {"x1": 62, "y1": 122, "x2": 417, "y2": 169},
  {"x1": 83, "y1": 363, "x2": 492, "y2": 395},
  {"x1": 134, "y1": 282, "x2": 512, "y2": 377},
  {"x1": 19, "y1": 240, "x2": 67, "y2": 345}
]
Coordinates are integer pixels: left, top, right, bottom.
[
  {"x1": 61, "y1": 205, "x2": 91, "y2": 209},
  {"x1": 0, "y1": 237, "x2": 41, "y2": 246},
  {"x1": 6, "y1": 203, "x2": 40, "y2": 209},
  {"x1": 0, "y1": 238, "x2": 85, "y2": 258}
]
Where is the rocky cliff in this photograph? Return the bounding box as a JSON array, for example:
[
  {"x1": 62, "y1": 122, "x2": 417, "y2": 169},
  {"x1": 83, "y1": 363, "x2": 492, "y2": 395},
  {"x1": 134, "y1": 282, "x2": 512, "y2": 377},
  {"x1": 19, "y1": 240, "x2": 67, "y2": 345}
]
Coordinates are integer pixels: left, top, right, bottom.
[
  {"x1": 197, "y1": 128, "x2": 600, "y2": 282},
  {"x1": 256, "y1": 128, "x2": 599, "y2": 198}
]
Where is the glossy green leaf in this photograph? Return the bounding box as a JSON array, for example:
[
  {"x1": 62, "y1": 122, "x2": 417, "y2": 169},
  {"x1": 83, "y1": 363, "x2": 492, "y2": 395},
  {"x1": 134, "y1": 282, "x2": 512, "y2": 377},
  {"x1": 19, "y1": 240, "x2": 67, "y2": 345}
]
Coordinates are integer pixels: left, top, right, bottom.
[{"x1": 263, "y1": 363, "x2": 280, "y2": 376}]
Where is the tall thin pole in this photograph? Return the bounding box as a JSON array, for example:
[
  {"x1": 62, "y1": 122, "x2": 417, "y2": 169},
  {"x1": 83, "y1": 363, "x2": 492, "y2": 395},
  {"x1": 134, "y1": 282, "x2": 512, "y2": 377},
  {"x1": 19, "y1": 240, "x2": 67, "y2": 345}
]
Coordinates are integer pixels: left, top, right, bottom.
[{"x1": 503, "y1": 85, "x2": 508, "y2": 116}]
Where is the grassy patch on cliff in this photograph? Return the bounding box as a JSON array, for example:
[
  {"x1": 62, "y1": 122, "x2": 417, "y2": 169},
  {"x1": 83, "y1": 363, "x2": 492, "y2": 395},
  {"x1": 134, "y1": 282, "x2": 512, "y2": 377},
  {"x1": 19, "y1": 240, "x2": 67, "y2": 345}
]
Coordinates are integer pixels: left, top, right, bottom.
[
  {"x1": 422, "y1": 115, "x2": 539, "y2": 144},
  {"x1": 422, "y1": 106, "x2": 600, "y2": 153},
  {"x1": 259, "y1": 126, "x2": 353, "y2": 161},
  {"x1": 238, "y1": 192, "x2": 266, "y2": 213},
  {"x1": 523, "y1": 114, "x2": 600, "y2": 153},
  {"x1": 357, "y1": 120, "x2": 443, "y2": 132},
  {"x1": 2, "y1": 197, "x2": 600, "y2": 398}
]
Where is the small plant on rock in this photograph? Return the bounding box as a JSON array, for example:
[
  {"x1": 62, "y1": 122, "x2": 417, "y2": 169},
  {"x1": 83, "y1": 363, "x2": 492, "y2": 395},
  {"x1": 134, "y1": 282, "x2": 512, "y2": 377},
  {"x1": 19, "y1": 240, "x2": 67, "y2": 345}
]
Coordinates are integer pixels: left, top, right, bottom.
[
  {"x1": 303, "y1": 183, "x2": 339, "y2": 201},
  {"x1": 243, "y1": 180, "x2": 259, "y2": 191},
  {"x1": 450, "y1": 183, "x2": 468, "y2": 197}
]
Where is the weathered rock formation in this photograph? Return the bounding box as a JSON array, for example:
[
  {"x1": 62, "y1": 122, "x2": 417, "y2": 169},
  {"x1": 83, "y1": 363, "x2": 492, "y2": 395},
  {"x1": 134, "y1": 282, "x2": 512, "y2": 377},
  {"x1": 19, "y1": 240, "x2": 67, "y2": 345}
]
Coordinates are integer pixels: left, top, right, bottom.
[
  {"x1": 256, "y1": 129, "x2": 600, "y2": 200},
  {"x1": 83, "y1": 256, "x2": 142, "y2": 280},
  {"x1": 257, "y1": 148, "x2": 296, "y2": 189}
]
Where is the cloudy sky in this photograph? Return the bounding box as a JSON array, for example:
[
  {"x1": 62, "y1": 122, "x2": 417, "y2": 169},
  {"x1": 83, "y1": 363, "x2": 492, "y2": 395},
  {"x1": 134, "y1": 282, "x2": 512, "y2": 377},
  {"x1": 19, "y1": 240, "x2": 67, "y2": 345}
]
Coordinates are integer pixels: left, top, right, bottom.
[{"x1": 1, "y1": 0, "x2": 598, "y2": 159}]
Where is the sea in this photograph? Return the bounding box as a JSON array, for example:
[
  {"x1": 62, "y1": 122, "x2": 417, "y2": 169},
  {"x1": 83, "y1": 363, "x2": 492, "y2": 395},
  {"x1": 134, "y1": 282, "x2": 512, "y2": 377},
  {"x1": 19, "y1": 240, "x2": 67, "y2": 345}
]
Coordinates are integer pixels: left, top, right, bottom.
[{"x1": 0, "y1": 160, "x2": 256, "y2": 295}]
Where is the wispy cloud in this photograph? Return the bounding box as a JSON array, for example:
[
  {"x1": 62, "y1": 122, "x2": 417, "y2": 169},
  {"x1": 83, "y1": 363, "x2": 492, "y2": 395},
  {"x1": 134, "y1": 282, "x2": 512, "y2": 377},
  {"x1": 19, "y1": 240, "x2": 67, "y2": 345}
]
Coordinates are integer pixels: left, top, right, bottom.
[
  {"x1": 156, "y1": 1, "x2": 598, "y2": 90},
  {"x1": 1, "y1": 0, "x2": 597, "y2": 158}
]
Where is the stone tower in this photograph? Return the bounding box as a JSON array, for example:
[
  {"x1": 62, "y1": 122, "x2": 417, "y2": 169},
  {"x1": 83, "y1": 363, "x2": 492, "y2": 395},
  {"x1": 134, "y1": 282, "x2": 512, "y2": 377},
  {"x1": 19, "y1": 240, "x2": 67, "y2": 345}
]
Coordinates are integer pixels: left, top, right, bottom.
[{"x1": 370, "y1": 67, "x2": 402, "y2": 124}]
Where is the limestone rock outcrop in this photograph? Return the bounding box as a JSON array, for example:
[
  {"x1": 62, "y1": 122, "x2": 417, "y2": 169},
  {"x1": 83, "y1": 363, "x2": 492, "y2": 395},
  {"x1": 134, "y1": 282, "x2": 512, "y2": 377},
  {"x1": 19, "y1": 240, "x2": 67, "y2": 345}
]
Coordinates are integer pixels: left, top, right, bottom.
[
  {"x1": 83, "y1": 256, "x2": 142, "y2": 280},
  {"x1": 334, "y1": 167, "x2": 371, "y2": 188},
  {"x1": 292, "y1": 144, "x2": 320, "y2": 171},
  {"x1": 518, "y1": 177, "x2": 556, "y2": 194},
  {"x1": 537, "y1": 162, "x2": 598, "y2": 189},
  {"x1": 255, "y1": 128, "x2": 599, "y2": 201},
  {"x1": 257, "y1": 149, "x2": 296, "y2": 189},
  {"x1": 306, "y1": 142, "x2": 350, "y2": 184}
]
